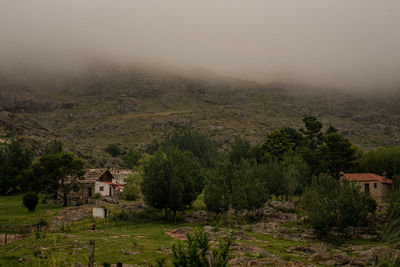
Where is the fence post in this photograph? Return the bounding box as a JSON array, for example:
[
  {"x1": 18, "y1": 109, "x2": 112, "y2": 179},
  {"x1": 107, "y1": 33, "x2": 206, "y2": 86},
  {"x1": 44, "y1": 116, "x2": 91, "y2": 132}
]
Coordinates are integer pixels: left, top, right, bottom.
[
  {"x1": 4, "y1": 234, "x2": 7, "y2": 245},
  {"x1": 88, "y1": 240, "x2": 95, "y2": 267}
]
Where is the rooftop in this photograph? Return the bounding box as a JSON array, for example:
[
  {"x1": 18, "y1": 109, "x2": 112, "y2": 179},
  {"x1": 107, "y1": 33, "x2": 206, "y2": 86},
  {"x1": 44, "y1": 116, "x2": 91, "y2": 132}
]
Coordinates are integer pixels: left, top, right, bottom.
[{"x1": 343, "y1": 173, "x2": 392, "y2": 184}]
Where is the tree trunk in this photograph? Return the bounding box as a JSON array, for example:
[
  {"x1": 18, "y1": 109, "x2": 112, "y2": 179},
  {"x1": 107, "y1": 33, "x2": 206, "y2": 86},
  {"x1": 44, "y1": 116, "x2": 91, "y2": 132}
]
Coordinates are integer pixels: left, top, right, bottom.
[{"x1": 63, "y1": 192, "x2": 68, "y2": 206}]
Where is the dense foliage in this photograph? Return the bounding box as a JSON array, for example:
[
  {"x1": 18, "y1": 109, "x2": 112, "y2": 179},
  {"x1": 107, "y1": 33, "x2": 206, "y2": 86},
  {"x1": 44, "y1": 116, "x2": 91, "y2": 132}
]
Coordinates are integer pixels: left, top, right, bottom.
[
  {"x1": 0, "y1": 140, "x2": 33, "y2": 195},
  {"x1": 141, "y1": 146, "x2": 204, "y2": 220},
  {"x1": 302, "y1": 174, "x2": 376, "y2": 237}
]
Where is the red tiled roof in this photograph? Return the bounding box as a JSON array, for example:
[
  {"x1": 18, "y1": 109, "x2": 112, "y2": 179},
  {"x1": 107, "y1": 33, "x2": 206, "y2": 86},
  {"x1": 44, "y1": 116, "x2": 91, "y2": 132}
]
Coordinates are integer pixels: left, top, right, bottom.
[
  {"x1": 343, "y1": 173, "x2": 392, "y2": 184},
  {"x1": 96, "y1": 181, "x2": 125, "y2": 186}
]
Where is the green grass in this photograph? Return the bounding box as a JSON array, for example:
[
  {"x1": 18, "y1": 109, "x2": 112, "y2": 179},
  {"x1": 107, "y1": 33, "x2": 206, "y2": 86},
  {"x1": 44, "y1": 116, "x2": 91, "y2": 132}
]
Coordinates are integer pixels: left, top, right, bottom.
[{"x1": 0, "y1": 194, "x2": 63, "y2": 225}]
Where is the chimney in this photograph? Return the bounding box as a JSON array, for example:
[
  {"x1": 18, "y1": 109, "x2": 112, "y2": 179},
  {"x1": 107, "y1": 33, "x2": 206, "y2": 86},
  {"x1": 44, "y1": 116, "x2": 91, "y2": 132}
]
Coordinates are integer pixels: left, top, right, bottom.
[
  {"x1": 383, "y1": 171, "x2": 387, "y2": 181},
  {"x1": 340, "y1": 171, "x2": 345, "y2": 181}
]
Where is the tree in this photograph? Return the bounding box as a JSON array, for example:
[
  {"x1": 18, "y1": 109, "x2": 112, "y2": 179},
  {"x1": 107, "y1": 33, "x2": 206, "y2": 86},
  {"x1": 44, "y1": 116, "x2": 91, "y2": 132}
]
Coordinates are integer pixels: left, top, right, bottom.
[
  {"x1": 302, "y1": 174, "x2": 376, "y2": 238},
  {"x1": 299, "y1": 116, "x2": 323, "y2": 149},
  {"x1": 43, "y1": 140, "x2": 63, "y2": 154},
  {"x1": 105, "y1": 144, "x2": 122, "y2": 157},
  {"x1": 228, "y1": 136, "x2": 256, "y2": 164},
  {"x1": 0, "y1": 140, "x2": 33, "y2": 195},
  {"x1": 318, "y1": 131, "x2": 357, "y2": 179},
  {"x1": 204, "y1": 160, "x2": 232, "y2": 214},
  {"x1": 360, "y1": 146, "x2": 400, "y2": 178},
  {"x1": 141, "y1": 146, "x2": 204, "y2": 220},
  {"x1": 23, "y1": 192, "x2": 38, "y2": 211},
  {"x1": 280, "y1": 154, "x2": 311, "y2": 196},
  {"x1": 163, "y1": 129, "x2": 219, "y2": 168},
  {"x1": 231, "y1": 160, "x2": 269, "y2": 216},
  {"x1": 258, "y1": 127, "x2": 303, "y2": 162},
  {"x1": 123, "y1": 150, "x2": 142, "y2": 169},
  {"x1": 20, "y1": 153, "x2": 85, "y2": 206}
]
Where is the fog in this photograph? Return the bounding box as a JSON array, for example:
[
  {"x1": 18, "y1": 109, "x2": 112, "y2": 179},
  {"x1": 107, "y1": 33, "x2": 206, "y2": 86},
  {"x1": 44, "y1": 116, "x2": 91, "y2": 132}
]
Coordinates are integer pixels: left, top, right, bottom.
[{"x1": 1, "y1": 0, "x2": 400, "y2": 90}]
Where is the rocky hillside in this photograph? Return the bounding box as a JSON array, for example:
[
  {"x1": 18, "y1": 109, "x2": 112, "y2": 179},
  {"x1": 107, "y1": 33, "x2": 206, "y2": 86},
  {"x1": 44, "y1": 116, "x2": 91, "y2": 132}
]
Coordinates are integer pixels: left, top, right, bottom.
[{"x1": 0, "y1": 66, "x2": 399, "y2": 166}]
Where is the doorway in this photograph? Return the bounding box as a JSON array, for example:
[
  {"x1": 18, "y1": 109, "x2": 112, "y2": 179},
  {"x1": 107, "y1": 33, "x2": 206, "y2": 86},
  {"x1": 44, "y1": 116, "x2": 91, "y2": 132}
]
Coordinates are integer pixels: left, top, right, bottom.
[{"x1": 364, "y1": 183, "x2": 370, "y2": 194}]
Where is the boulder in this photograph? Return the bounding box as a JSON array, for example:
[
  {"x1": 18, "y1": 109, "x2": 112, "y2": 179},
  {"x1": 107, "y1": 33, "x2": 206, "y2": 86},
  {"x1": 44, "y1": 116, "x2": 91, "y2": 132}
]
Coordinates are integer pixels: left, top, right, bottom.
[{"x1": 166, "y1": 227, "x2": 193, "y2": 240}]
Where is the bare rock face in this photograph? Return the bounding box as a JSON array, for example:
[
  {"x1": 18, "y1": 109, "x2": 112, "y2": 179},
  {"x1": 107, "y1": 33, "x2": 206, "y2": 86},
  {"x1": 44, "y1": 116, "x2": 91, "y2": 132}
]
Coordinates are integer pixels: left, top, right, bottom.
[
  {"x1": 231, "y1": 243, "x2": 274, "y2": 257},
  {"x1": 184, "y1": 210, "x2": 212, "y2": 223},
  {"x1": 269, "y1": 201, "x2": 295, "y2": 211}
]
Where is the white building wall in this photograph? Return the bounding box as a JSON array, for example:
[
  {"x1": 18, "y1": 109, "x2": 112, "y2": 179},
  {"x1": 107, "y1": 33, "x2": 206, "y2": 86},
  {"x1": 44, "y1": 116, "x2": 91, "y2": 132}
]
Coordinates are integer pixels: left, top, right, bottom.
[{"x1": 94, "y1": 182, "x2": 113, "y2": 197}]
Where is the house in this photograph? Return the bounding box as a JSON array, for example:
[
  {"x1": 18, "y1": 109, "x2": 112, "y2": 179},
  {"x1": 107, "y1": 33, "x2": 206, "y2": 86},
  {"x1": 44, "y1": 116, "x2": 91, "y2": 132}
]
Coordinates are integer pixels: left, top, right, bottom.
[
  {"x1": 66, "y1": 169, "x2": 131, "y2": 200},
  {"x1": 340, "y1": 172, "x2": 392, "y2": 202},
  {"x1": 94, "y1": 170, "x2": 125, "y2": 197}
]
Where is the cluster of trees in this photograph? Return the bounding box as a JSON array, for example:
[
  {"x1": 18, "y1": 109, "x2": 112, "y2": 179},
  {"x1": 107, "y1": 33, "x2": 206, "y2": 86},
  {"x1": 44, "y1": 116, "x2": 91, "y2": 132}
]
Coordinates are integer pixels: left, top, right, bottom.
[
  {"x1": 140, "y1": 117, "x2": 386, "y2": 237},
  {"x1": 0, "y1": 140, "x2": 85, "y2": 208}
]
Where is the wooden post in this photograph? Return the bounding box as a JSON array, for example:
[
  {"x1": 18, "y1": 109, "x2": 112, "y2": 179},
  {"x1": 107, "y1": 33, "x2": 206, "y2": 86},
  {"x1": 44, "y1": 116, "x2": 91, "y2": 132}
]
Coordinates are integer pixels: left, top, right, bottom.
[
  {"x1": 4, "y1": 234, "x2": 7, "y2": 246},
  {"x1": 88, "y1": 240, "x2": 95, "y2": 267}
]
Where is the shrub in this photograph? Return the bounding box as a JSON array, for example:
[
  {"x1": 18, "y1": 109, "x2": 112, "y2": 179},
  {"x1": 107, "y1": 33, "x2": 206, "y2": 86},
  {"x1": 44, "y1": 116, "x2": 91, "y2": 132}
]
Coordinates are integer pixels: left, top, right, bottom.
[
  {"x1": 302, "y1": 174, "x2": 376, "y2": 238},
  {"x1": 23, "y1": 192, "x2": 39, "y2": 211},
  {"x1": 94, "y1": 193, "x2": 102, "y2": 199},
  {"x1": 172, "y1": 230, "x2": 232, "y2": 267},
  {"x1": 123, "y1": 184, "x2": 139, "y2": 201}
]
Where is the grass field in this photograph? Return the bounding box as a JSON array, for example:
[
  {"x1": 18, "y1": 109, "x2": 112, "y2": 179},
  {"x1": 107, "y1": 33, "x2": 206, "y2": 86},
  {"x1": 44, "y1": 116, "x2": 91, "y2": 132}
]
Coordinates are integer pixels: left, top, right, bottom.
[
  {"x1": 0, "y1": 195, "x2": 389, "y2": 267},
  {"x1": 0, "y1": 194, "x2": 63, "y2": 225}
]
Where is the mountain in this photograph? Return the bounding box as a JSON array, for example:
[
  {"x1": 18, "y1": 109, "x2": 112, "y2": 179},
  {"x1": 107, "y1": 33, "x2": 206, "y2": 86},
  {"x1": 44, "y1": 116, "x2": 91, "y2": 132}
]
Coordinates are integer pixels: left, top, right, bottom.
[{"x1": 0, "y1": 66, "x2": 399, "y2": 166}]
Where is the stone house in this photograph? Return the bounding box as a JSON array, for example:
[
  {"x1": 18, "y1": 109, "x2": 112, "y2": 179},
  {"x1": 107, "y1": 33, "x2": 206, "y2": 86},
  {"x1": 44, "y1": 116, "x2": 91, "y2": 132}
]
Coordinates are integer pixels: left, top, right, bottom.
[
  {"x1": 66, "y1": 169, "x2": 131, "y2": 200},
  {"x1": 340, "y1": 172, "x2": 392, "y2": 202}
]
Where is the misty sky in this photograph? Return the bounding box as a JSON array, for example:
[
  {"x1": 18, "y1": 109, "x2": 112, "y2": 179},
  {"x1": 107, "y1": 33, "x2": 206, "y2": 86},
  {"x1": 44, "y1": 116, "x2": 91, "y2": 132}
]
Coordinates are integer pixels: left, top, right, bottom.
[{"x1": 1, "y1": 1, "x2": 400, "y2": 89}]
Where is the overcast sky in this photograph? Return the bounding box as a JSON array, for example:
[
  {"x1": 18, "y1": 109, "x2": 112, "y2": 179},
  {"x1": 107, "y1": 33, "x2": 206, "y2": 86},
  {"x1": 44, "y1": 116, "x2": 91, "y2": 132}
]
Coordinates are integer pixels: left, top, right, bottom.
[{"x1": 1, "y1": 1, "x2": 400, "y2": 89}]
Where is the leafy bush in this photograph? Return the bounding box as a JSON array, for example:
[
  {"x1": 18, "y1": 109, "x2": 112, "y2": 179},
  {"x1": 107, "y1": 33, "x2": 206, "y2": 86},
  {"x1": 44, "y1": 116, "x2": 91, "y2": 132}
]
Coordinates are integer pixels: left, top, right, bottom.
[
  {"x1": 383, "y1": 189, "x2": 400, "y2": 243},
  {"x1": 94, "y1": 192, "x2": 102, "y2": 199},
  {"x1": 172, "y1": 230, "x2": 232, "y2": 267},
  {"x1": 302, "y1": 174, "x2": 376, "y2": 238},
  {"x1": 23, "y1": 192, "x2": 39, "y2": 211},
  {"x1": 123, "y1": 184, "x2": 140, "y2": 201}
]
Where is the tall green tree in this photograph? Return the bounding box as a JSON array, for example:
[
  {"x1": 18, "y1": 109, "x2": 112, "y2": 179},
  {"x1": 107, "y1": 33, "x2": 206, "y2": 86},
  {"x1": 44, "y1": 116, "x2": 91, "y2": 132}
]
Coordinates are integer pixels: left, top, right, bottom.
[
  {"x1": 0, "y1": 140, "x2": 33, "y2": 195},
  {"x1": 141, "y1": 146, "x2": 204, "y2": 220},
  {"x1": 299, "y1": 116, "x2": 323, "y2": 149},
  {"x1": 231, "y1": 160, "x2": 269, "y2": 215},
  {"x1": 204, "y1": 160, "x2": 232, "y2": 214},
  {"x1": 228, "y1": 136, "x2": 256, "y2": 165},
  {"x1": 257, "y1": 127, "x2": 304, "y2": 162},
  {"x1": 20, "y1": 152, "x2": 85, "y2": 206},
  {"x1": 318, "y1": 130, "x2": 357, "y2": 179}
]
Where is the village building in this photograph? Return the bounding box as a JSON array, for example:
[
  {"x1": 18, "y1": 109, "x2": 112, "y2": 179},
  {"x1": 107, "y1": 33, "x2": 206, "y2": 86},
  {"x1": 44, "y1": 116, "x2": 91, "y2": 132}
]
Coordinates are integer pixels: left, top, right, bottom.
[
  {"x1": 66, "y1": 169, "x2": 131, "y2": 201},
  {"x1": 340, "y1": 172, "x2": 392, "y2": 202}
]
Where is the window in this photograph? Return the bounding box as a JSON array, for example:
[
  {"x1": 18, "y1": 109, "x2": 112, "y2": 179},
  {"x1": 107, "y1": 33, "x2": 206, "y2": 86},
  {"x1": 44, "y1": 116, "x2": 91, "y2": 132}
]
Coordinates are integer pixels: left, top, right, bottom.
[
  {"x1": 99, "y1": 186, "x2": 104, "y2": 191},
  {"x1": 374, "y1": 183, "x2": 377, "y2": 188}
]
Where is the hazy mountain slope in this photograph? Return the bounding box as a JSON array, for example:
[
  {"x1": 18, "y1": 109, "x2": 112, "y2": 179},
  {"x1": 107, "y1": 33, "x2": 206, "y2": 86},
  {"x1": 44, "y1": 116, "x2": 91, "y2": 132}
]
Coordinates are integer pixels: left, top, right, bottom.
[{"x1": 0, "y1": 68, "x2": 399, "y2": 166}]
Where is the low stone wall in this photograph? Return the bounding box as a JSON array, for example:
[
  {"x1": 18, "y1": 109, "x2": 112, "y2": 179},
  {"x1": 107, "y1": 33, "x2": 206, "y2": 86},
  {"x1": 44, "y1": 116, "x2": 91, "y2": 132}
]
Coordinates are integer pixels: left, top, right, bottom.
[{"x1": 0, "y1": 233, "x2": 24, "y2": 246}]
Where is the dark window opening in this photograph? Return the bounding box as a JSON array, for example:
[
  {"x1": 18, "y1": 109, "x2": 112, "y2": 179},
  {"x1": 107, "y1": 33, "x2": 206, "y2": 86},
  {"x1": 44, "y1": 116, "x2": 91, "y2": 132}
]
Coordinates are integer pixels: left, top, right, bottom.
[
  {"x1": 364, "y1": 183, "x2": 370, "y2": 194},
  {"x1": 100, "y1": 186, "x2": 104, "y2": 191},
  {"x1": 374, "y1": 183, "x2": 377, "y2": 188}
]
